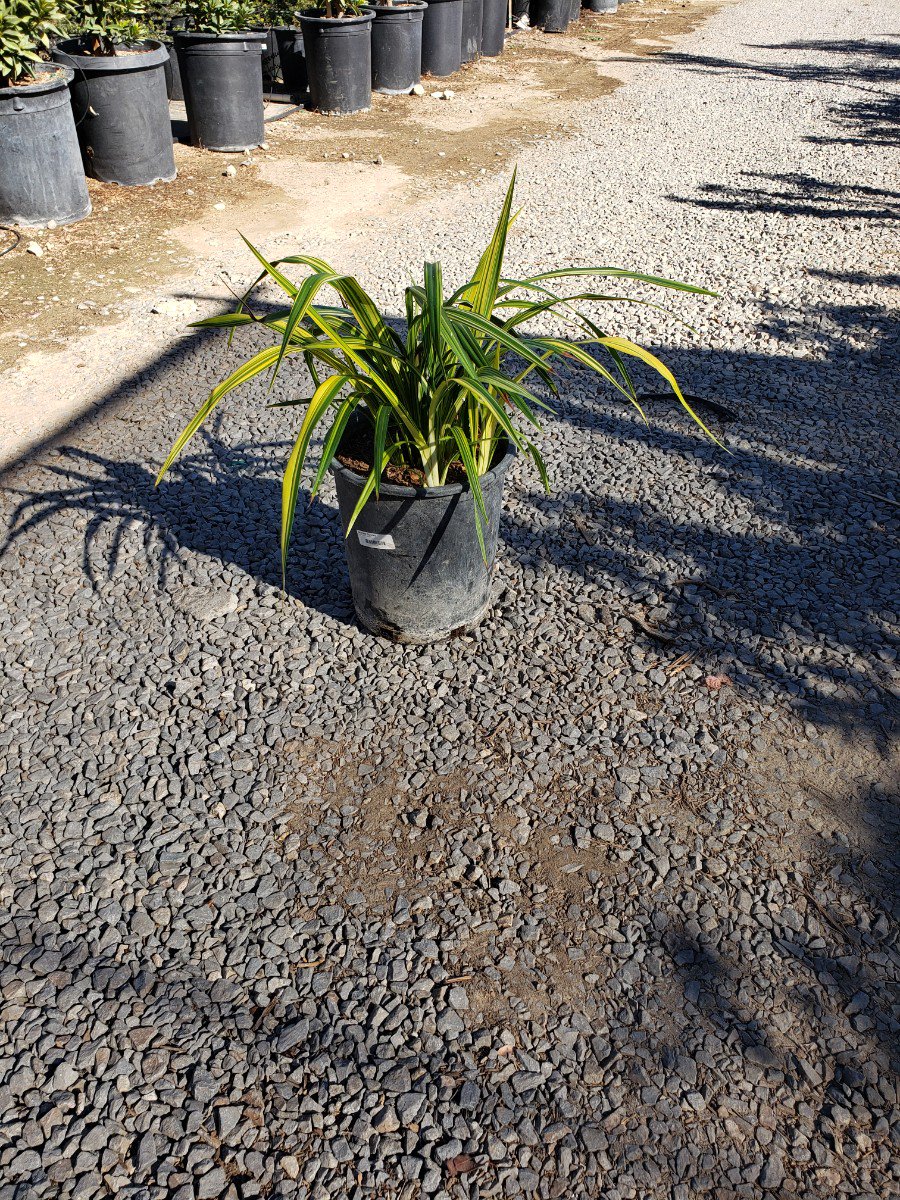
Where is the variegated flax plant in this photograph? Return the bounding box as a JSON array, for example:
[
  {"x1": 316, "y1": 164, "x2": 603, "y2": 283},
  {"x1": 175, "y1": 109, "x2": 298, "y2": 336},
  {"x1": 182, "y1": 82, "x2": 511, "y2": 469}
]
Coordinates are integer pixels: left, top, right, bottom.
[{"x1": 157, "y1": 173, "x2": 716, "y2": 577}]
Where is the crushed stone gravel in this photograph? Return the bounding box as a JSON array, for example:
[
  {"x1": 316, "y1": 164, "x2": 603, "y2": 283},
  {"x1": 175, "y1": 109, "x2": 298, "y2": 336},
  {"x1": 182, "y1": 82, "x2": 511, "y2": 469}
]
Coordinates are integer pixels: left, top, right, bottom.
[{"x1": 1, "y1": 2, "x2": 898, "y2": 1198}]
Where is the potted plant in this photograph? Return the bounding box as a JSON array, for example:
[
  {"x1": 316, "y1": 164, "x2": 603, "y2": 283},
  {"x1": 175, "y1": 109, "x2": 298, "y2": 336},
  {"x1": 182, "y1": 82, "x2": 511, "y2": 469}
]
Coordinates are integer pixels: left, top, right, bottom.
[
  {"x1": 157, "y1": 175, "x2": 716, "y2": 643},
  {"x1": 176, "y1": 0, "x2": 266, "y2": 151},
  {"x1": 0, "y1": 0, "x2": 90, "y2": 226},
  {"x1": 298, "y1": 0, "x2": 374, "y2": 115},
  {"x1": 421, "y1": 0, "x2": 462, "y2": 78},
  {"x1": 370, "y1": 0, "x2": 426, "y2": 95},
  {"x1": 51, "y1": 1, "x2": 175, "y2": 187},
  {"x1": 253, "y1": 1, "x2": 308, "y2": 99}
]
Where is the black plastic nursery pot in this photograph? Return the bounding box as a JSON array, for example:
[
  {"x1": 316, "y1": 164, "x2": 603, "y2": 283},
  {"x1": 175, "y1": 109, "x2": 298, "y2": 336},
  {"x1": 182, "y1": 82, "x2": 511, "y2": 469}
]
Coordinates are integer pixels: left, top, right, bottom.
[
  {"x1": 274, "y1": 27, "x2": 309, "y2": 95},
  {"x1": 253, "y1": 25, "x2": 308, "y2": 97},
  {"x1": 52, "y1": 39, "x2": 175, "y2": 187},
  {"x1": 481, "y1": 0, "x2": 507, "y2": 55},
  {"x1": 588, "y1": 0, "x2": 617, "y2": 10},
  {"x1": 299, "y1": 10, "x2": 374, "y2": 115},
  {"x1": 421, "y1": 0, "x2": 464, "y2": 78},
  {"x1": 0, "y1": 64, "x2": 91, "y2": 227},
  {"x1": 512, "y1": 0, "x2": 530, "y2": 20},
  {"x1": 461, "y1": 0, "x2": 483, "y2": 63},
  {"x1": 163, "y1": 13, "x2": 189, "y2": 101},
  {"x1": 163, "y1": 40, "x2": 184, "y2": 100},
  {"x1": 568, "y1": 0, "x2": 581, "y2": 23},
  {"x1": 331, "y1": 434, "x2": 515, "y2": 643},
  {"x1": 175, "y1": 30, "x2": 266, "y2": 151},
  {"x1": 370, "y1": 4, "x2": 426, "y2": 95},
  {"x1": 532, "y1": 0, "x2": 570, "y2": 31}
]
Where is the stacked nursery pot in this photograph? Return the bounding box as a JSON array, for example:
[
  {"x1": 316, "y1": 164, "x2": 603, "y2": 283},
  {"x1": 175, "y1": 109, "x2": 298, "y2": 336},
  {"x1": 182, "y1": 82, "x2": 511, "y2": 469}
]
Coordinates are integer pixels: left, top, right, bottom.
[
  {"x1": 370, "y1": 3, "x2": 427, "y2": 95},
  {"x1": 52, "y1": 37, "x2": 175, "y2": 186},
  {"x1": 0, "y1": 63, "x2": 90, "y2": 226},
  {"x1": 300, "y1": 5, "x2": 375, "y2": 114}
]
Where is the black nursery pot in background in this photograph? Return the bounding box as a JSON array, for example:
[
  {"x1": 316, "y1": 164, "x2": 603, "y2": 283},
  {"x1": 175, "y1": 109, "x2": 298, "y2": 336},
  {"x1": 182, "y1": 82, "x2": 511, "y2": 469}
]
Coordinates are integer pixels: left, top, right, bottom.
[
  {"x1": 370, "y1": 3, "x2": 426, "y2": 96},
  {"x1": 163, "y1": 12, "x2": 189, "y2": 100},
  {"x1": 52, "y1": 38, "x2": 175, "y2": 186},
  {"x1": 421, "y1": 0, "x2": 464, "y2": 77},
  {"x1": 273, "y1": 26, "x2": 308, "y2": 95},
  {"x1": 460, "y1": 0, "x2": 483, "y2": 64},
  {"x1": 175, "y1": 30, "x2": 266, "y2": 151},
  {"x1": 253, "y1": 25, "x2": 307, "y2": 96},
  {"x1": 300, "y1": 9, "x2": 374, "y2": 115},
  {"x1": 481, "y1": 0, "x2": 507, "y2": 55},
  {"x1": 532, "y1": 0, "x2": 570, "y2": 31},
  {"x1": 0, "y1": 64, "x2": 91, "y2": 227},
  {"x1": 588, "y1": 0, "x2": 618, "y2": 10}
]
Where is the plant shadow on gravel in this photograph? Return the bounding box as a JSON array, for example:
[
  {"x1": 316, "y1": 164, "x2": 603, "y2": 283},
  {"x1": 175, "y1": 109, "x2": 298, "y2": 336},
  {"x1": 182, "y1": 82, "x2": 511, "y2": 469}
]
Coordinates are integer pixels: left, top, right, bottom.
[
  {"x1": 501, "y1": 283, "x2": 899, "y2": 747},
  {"x1": 667, "y1": 171, "x2": 900, "y2": 222},
  {"x1": 623, "y1": 35, "x2": 900, "y2": 154},
  {"x1": 1, "y1": 420, "x2": 354, "y2": 625}
]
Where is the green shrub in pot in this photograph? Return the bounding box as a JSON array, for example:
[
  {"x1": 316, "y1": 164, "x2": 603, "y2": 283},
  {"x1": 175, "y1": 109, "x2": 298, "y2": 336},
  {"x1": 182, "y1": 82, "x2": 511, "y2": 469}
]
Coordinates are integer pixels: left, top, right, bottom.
[
  {"x1": 182, "y1": 0, "x2": 261, "y2": 31},
  {"x1": 158, "y1": 175, "x2": 716, "y2": 642},
  {"x1": 0, "y1": 0, "x2": 70, "y2": 86},
  {"x1": 73, "y1": 0, "x2": 149, "y2": 54}
]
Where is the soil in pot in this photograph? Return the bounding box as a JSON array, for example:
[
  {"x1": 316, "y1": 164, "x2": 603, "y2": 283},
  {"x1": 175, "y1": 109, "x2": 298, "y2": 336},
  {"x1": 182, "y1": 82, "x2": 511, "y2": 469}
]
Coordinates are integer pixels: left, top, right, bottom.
[
  {"x1": 481, "y1": 0, "x2": 507, "y2": 55},
  {"x1": 300, "y1": 9, "x2": 374, "y2": 115},
  {"x1": 532, "y1": 0, "x2": 570, "y2": 31},
  {"x1": 52, "y1": 38, "x2": 175, "y2": 187},
  {"x1": 461, "y1": 0, "x2": 483, "y2": 64},
  {"x1": 175, "y1": 30, "x2": 266, "y2": 151},
  {"x1": 370, "y1": 3, "x2": 426, "y2": 96},
  {"x1": 0, "y1": 65, "x2": 91, "y2": 227},
  {"x1": 331, "y1": 422, "x2": 515, "y2": 643},
  {"x1": 421, "y1": 0, "x2": 464, "y2": 78}
]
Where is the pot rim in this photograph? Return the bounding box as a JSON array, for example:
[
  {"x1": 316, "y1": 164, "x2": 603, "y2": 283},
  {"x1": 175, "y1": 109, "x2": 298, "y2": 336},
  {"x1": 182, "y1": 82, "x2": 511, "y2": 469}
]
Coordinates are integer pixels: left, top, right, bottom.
[
  {"x1": 173, "y1": 29, "x2": 268, "y2": 43},
  {"x1": 297, "y1": 9, "x2": 377, "y2": 26},
  {"x1": 53, "y1": 38, "x2": 169, "y2": 71},
  {"x1": 368, "y1": 2, "x2": 428, "y2": 10},
  {"x1": 330, "y1": 432, "x2": 515, "y2": 499},
  {"x1": 0, "y1": 62, "x2": 73, "y2": 95}
]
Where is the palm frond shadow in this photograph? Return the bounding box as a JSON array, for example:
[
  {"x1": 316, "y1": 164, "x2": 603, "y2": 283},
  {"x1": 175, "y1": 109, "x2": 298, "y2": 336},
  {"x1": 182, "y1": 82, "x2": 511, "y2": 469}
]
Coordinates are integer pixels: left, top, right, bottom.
[{"x1": 2, "y1": 421, "x2": 353, "y2": 622}]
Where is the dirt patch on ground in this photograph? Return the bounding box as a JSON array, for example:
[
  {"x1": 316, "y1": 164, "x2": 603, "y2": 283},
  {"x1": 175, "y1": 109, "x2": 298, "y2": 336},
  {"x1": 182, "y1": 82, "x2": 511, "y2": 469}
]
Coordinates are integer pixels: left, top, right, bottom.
[{"x1": 0, "y1": 1, "x2": 722, "y2": 374}]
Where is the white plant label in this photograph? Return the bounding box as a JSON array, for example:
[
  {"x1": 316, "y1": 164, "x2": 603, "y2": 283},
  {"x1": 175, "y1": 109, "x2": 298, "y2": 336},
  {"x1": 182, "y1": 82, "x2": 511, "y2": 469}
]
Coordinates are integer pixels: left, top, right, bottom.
[{"x1": 357, "y1": 531, "x2": 395, "y2": 551}]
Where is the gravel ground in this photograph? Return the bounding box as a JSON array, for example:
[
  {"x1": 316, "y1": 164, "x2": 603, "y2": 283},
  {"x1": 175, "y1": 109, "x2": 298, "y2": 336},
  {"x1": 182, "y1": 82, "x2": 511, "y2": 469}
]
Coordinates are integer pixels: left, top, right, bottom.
[{"x1": 2, "y1": 1, "x2": 899, "y2": 1198}]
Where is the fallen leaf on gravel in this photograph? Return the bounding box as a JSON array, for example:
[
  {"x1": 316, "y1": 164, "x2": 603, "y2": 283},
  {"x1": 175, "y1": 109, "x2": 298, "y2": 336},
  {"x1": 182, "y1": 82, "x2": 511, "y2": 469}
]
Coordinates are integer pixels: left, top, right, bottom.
[
  {"x1": 446, "y1": 1154, "x2": 476, "y2": 1176},
  {"x1": 705, "y1": 674, "x2": 732, "y2": 691}
]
